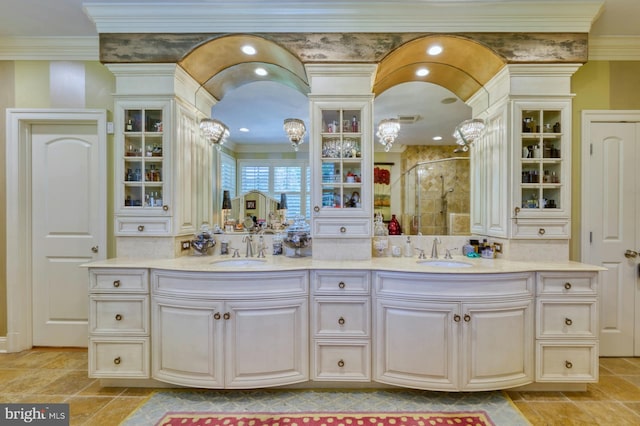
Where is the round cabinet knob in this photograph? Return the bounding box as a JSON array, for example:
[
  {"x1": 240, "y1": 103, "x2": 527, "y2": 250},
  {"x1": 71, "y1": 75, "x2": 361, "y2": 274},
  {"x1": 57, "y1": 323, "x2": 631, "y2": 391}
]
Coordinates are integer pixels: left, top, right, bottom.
[
  {"x1": 338, "y1": 317, "x2": 345, "y2": 325},
  {"x1": 454, "y1": 314, "x2": 461, "y2": 322},
  {"x1": 91, "y1": 246, "x2": 99, "y2": 253},
  {"x1": 113, "y1": 357, "x2": 121, "y2": 365},
  {"x1": 340, "y1": 226, "x2": 347, "y2": 234},
  {"x1": 223, "y1": 312, "x2": 231, "y2": 320},
  {"x1": 464, "y1": 314, "x2": 471, "y2": 322},
  {"x1": 162, "y1": 205, "x2": 169, "y2": 211},
  {"x1": 624, "y1": 249, "x2": 638, "y2": 258},
  {"x1": 137, "y1": 225, "x2": 145, "y2": 232},
  {"x1": 538, "y1": 228, "x2": 546, "y2": 235},
  {"x1": 337, "y1": 359, "x2": 345, "y2": 368},
  {"x1": 314, "y1": 206, "x2": 320, "y2": 212},
  {"x1": 565, "y1": 317, "x2": 573, "y2": 326},
  {"x1": 338, "y1": 281, "x2": 346, "y2": 289},
  {"x1": 565, "y1": 360, "x2": 573, "y2": 369},
  {"x1": 115, "y1": 314, "x2": 122, "y2": 321},
  {"x1": 564, "y1": 282, "x2": 572, "y2": 290},
  {"x1": 214, "y1": 312, "x2": 221, "y2": 320},
  {"x1": 113, "y1": 280, "x2": 121, "y2": 288}
]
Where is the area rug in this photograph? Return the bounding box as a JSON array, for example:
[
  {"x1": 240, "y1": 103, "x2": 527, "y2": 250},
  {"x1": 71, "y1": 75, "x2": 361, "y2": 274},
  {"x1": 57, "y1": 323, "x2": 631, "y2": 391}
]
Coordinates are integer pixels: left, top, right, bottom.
[
  {"x1": 155, "y1": 411, "x2": 494, "y2": 426},
  {"x1": 122, "y1": 389, "x2": 529, "y2": 426}
]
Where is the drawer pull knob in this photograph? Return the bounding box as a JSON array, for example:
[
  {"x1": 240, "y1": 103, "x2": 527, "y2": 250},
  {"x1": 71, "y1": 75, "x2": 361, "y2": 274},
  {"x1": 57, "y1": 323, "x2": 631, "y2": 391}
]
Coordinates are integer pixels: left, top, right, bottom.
[
  {"x1": 338, "y1": 281, "x2": 346, "y2": 289},
  {"x1": 115, "y1": 314, "x2": 122, "y2": 321},
  {"x1": 113, "y1": 357, "x2": 121, "y2": 365},
  {"x1": 564, "y1": 282, "x2": 572, "y2": 290},
  {"x1": 464, "y1": 314, "x2": 471, "y2": 322},
  {"x1": 338, "y1": 317, "x2": 345, "y2": 325},
  {"x1": 565, "y1": 317, "x2": 573, "y2": 326},
  {"x1": 137, "y1": 225, "x2": 145, "y2": 232},
  {"x1": 162, "y1": 205, "x2": 169, "y2": 211},
  {"x1": 224, "y1": 312, "x2": 231, "y2": 320},
  {"x1": 565, "y1": 360, "x2": 573, "y2": 369},
  {"x1": 113, "y1": 280, "x2": 121, "y2": 288},
  {"x1": 340, "y1": 226, "x2": 346, "y2": 233},
  {"x1": 454, "y1": 314, "x2": 461, "y2": 322},
  {"x1": 214, "y1": 312, "x2": 221, "y2": 320},
  {"x1": 337, "y1": 359, "x2": 345, "y2": 368},
  {"x1": 314, "y1": 206, "x2": 320, "y2": 212},
  {"x1": 538, "y1": 228, "x2": 546, "y2": 235}
]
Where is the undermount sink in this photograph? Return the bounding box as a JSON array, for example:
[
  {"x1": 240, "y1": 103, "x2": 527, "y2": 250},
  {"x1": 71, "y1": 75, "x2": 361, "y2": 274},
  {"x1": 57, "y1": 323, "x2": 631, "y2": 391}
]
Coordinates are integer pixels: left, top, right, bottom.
[
  {"x1": 210, "y1": 258, "x2": 267, "y2": 267},
  {"x1": 416, "y1": 259, "x2": 473, "y2": 268}
]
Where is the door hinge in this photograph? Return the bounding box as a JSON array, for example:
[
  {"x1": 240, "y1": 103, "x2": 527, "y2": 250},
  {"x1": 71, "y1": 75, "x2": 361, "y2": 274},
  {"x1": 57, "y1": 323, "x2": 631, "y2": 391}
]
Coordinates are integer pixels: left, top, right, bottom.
[
  {"x1": 589, "y1": 231, "x2": 593, "y2": 244},
  {"x1": 590, "y1": 144, "x2": 593, "y2": 155}
]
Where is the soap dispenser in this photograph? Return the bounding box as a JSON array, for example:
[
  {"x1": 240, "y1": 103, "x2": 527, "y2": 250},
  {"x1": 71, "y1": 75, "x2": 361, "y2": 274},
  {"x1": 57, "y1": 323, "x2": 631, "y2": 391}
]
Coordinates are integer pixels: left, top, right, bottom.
[{"x1": 403, "y1": 236, "x2": 413, "y2": 257}]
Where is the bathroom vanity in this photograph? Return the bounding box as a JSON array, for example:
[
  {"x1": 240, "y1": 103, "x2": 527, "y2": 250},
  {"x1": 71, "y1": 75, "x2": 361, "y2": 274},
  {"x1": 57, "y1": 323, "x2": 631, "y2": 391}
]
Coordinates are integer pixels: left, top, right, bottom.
[{"x1": 87, "y1": 256, "x2": 601, "y2": 392}]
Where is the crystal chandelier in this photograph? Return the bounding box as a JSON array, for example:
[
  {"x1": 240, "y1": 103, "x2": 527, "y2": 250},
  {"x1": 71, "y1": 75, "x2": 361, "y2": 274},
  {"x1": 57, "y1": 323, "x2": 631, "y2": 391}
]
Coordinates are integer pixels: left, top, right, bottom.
[
  {"x1": 283, "y1": 118, "x2": 306, "y2": 151},
  {"x1": 453, "y1": 118, "x2": 485, "y2": 151},
  {"x1": 376, "y1": 118, "x2": 401, "y2": 152},
  {"x1": 200, "y1": 118, "x2": 229, "y2": 150}
]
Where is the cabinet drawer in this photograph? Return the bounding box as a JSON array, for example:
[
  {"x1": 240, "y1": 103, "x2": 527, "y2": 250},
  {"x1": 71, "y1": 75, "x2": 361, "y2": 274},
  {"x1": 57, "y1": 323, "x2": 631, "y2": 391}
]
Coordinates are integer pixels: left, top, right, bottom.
[
  {"x1": 313, "y1": 340, "x2": 370, "y2": 381},
  {"x1": 312, "y1": 218, "x2": 371, "y2": 238},
  {"x1": 90, "y1": 268, "x2": 149, "y2": 293},
  {"x1": 312, "y1": 270, "x2": 370, "y2": 295},
  {"x1": 536, "y1": 342, "x2": 598, "y2": 382},
  {"x1": 89, "y1": 337, "x2": 150, "y2": 379},
  {"x1": 537, "y1": 272, "x2": 598, "y2": 296},
  {"x1": 115, "y1": 216, "x2": 172, "y2": 236},
  {"x1": 313, "y1": 297, "x2": 370, "y2": 337},
  {"x1": 90, "y1": 295, "x2": 149, "y2": 335},
  {"x1": 537, "y1": 300, "x2": 596, "y2": 339},
  {"x1": 511, "y1": 218, "x2": 570, "y2": 239}
]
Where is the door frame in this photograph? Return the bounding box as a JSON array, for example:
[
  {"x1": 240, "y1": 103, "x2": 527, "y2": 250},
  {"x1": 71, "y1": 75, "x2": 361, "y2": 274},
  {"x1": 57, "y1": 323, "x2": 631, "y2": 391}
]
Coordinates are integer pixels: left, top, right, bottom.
[
  {"x1": 581, "y1": 110, "x2": 640, "y2": 355},
  {"x1": 5, "y1": 109, "x2": 107, "y2": 352}
]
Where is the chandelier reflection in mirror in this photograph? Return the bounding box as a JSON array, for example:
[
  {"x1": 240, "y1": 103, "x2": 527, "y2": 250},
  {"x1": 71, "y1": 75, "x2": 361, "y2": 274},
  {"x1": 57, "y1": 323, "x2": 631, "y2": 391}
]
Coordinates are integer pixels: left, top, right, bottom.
[
  {"x1": 283, "y1": 118, "x2": 306, "y2": 151},
  {"x1": 376, "y1": 118, "x2": 401, "y2": 152},
  {"x1": 453, "y1": 118, "x2": 485, "y2": 152},
  {"x1": 200, "y1": 118, "x2": 229, "y2": 150}
]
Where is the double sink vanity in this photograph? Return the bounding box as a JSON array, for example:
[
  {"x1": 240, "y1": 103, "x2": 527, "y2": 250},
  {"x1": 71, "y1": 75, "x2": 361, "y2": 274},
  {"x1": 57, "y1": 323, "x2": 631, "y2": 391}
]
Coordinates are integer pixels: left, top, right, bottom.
[{"x1": 86, "y1": 252, "x2": 602, "y2": 392}]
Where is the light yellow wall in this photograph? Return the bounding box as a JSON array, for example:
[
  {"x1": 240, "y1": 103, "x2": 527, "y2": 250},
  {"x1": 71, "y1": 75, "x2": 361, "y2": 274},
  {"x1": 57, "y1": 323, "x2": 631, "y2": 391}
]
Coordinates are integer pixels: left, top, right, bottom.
[
  {"x1": 570, "y1": 61, "x2": 640, "y2": 261},
  {"x1": 0, "y1": 61, "x2": 115, "y2": 337}
]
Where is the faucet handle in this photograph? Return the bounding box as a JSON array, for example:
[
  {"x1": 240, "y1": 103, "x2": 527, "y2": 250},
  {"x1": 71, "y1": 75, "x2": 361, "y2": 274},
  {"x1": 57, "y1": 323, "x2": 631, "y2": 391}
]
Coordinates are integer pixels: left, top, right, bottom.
[
  {"x1": 257, "y1": 247, "x2": 268, "y2": 258},
  {"x1": 415, "y1": 248, "x2": 426, "y2": 259},
  {"x1": 444, "y1": 248, "x2": 457, "y2": 259},
  {"x1": 231, "y1": 248, "x2": 240, "y2": 258}
]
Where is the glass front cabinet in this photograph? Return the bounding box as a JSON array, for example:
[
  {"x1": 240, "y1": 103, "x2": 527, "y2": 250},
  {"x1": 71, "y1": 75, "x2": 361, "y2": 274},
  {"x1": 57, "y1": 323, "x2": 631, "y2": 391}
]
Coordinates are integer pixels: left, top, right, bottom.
[
  {"x1": 512, "y1": 100, "x2": 571, "y2": 238},
  {"x1": 310, "y1": 98, "x2": 373, "y2": 238}
]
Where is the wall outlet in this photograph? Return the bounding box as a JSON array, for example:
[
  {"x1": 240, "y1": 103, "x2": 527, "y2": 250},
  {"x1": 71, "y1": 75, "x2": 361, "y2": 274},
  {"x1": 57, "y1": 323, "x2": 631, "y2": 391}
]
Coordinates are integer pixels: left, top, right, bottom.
[
  {"x1": 493, "y1": 242, "x2": 503, "y2": 253},
  {"x1": 181, "y1": 240, "x2": 191, "y2": 251}
]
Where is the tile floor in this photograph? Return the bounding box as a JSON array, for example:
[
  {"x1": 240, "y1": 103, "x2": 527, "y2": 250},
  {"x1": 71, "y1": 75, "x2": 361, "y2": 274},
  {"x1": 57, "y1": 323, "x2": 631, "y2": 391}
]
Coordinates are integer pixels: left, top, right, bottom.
[{"x1": 1, "y1": 348, "x2": 639, "y2": 425}]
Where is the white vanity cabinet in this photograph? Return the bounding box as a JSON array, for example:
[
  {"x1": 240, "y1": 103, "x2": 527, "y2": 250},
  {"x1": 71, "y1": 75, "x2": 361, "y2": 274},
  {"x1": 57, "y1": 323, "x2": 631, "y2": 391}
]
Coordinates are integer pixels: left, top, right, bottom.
[
  {"x1": 535, "y1": 271, "x2": 599, "y2": 383},
  {"x1": 373, "y1": 271, "x2": 535, "y2": 391},
  {"x1": 88, "y1": 268, "x2": 151, "y2": 379},
  {"x1": 150, "y1": 269, "x2": 309, "y2": 388},
  {"x1": 311, "y1": 270, "x2": 371, "y2": 381}
]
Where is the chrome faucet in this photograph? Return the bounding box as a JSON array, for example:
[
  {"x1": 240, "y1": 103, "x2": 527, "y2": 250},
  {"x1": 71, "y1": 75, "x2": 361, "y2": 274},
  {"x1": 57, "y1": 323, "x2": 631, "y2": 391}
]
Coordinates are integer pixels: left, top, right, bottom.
[
  {"x1": 430, "y1": 237, "x2": 441, "y2": 259},
  {"x1": 242, "y1": 235, "x2": 254, "y2": 258}
]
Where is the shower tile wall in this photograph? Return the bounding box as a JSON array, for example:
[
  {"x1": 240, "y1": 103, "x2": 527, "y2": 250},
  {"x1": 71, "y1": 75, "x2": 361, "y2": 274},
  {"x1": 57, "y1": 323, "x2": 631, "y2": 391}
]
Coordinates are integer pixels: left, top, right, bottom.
[{"x1": 402, "y1": 146, "x2": 470, "y2": 235}]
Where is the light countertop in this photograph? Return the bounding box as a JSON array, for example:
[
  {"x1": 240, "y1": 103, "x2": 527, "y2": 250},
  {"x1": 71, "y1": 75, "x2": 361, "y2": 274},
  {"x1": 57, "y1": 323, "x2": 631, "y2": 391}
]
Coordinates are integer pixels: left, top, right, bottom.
[{"x1": 83, "y1": 255, "x2": 605, "y2": 274}]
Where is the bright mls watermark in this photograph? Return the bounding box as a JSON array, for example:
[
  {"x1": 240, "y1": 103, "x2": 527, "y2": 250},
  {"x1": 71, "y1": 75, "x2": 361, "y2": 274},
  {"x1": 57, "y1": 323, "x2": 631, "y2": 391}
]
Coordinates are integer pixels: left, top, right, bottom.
[{"x1": 1, "y1": 404, "x2": 69, "y2": 425}]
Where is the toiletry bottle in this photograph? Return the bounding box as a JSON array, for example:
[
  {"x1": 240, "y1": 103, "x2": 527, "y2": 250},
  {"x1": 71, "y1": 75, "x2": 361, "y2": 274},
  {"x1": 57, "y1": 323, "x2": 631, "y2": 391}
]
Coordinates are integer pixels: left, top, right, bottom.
[
  {"x1": 220, "y1": 235, "x2": 229, "y2": 255},
  {"x1": 404, "y1": 236, "x2": 413, "y2": 257},
  {"x1": 388, "y1": 214, "x2": 401, "y2": 235}
]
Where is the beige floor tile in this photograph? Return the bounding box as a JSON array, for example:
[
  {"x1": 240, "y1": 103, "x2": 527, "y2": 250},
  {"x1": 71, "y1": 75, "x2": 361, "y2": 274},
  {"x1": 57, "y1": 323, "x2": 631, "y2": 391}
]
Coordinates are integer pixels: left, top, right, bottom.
[
  {"x1": 64, "y1": 396, "x2": 114, "y2": 426},
  {"x1": 78, "y1": 381, "x2": 126, "y2": 397},
  {"x1": 514, "y1": 391, "x2": 569, "y2": 402},
  {"x1": 41, "y1": 352, "x2": 89, "y2": 371},
  {"x1": 579, "y1": 401, "x2": 640, "y2": 425},
  {"x1": 38, "y1": 371, "x2": 96, "y2": 396},
  {"x1": 523, "y1": 401, "x2": 599, "y2": 425},
  {"x1": 593, "y1": 375, "x2": 640, "y2": 401},
  {"x1": 1, "y1": 369, "x2": 68, "y2": 394},
  {"x1": 600, "y1": 358, "x2": 640, "y2": 375},
  {"x1": 83, "y1": 396, "x2": 148, "y2": 426}
]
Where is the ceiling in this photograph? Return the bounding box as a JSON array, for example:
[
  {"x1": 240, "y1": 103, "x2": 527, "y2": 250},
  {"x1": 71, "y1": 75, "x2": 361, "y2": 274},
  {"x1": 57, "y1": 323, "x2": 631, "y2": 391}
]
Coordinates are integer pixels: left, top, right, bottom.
[{"x1": 1, "y1": 0, "x2": 638, "y2": 150}]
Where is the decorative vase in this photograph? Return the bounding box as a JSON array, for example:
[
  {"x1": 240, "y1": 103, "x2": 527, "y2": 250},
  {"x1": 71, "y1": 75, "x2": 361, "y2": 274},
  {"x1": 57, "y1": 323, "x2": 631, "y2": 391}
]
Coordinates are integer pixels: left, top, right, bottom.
[{"x1": 388, "y1": 214, "x2": 402, "y2": 235}]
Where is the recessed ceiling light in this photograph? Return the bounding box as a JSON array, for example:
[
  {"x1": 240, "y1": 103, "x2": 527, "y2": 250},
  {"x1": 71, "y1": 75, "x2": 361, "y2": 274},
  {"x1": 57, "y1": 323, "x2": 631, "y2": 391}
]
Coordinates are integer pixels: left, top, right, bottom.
[
  {"x1": 239, "y1": 127, "x2": 250, "y2": 132},
  {"x1": 427, "y1": 45, "x2": 443, "y2": 56},
  {"x1": 255, "y1": 67, "x2": 268, "y2": 76},
  {"x1": 241, "y1": 45, "x2": 256, "y2": 55},
  {"x1": 433, "y1": 136, "x2": 443, "y2": 141},
  {"x1": 415, "y1": 68, "x2": 430, "y2": 77}
]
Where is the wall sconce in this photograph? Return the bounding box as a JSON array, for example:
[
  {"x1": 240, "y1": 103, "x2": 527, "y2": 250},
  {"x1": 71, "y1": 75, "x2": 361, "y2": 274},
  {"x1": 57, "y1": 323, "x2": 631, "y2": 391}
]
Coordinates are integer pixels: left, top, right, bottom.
[
  {"x1": 283, "y1": 118, "x2": 306, "y2": 151},
  {"x1": 221, "y1": 190, "x2": 232, "y2": 226},
  {"x1": 376, "y1": 118, "x2": 400, "y2": 152},
  {"x1": 200, "y1": 118, "x2": 230, "y2": 150}
]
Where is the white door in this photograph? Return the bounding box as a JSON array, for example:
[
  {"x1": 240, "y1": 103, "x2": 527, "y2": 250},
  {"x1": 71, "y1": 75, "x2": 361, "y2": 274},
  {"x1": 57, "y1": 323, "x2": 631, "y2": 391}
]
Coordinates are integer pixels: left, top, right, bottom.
[
  {"x1": 582, "y1": 112, "x2": 640, "y2": 356},
  {"x1": 31, "y1": 122, "x2": 105, "y2": 347}
]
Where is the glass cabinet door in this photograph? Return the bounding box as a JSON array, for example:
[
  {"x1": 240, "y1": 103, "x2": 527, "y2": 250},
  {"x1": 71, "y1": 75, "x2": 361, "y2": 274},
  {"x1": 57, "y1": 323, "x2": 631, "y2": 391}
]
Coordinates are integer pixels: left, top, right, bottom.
[
  {"x1": 319, "y1": 108, "x2": 363, "y2": 210},
  {"x1": 121, "y1": 107, "x2": 166, "y2": 211}
]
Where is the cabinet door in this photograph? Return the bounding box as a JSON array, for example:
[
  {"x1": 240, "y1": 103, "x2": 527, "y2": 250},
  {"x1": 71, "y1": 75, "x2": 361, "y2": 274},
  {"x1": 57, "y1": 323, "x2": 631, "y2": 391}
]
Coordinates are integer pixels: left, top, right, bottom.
[
  {"x1": 225, "y1": 297, "x2": 308, "y2": 388},
  {"x1": 152, "y1": 297, "x2": 224, "y2": 388},
  {"x1": 460, "y1": 299, "x2": 534, "y2": 390},
  {"x1": 374, "y1": 298, "x2": 458, "y2": 391}
]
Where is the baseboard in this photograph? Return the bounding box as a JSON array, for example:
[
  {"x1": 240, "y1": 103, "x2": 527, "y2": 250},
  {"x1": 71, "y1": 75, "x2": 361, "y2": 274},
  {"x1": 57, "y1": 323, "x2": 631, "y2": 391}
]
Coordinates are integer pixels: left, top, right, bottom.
[{"x1": 0, "y1": 336, "x2": 7, "y2": 353}]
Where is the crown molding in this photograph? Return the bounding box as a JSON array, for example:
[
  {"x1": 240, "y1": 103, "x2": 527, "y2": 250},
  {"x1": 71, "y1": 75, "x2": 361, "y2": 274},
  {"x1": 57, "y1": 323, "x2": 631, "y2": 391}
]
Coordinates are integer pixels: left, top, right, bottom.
[
  {"x1": 0, "y1": 37, "x2": 98, "y2": 60},
  {"x1": 589, "y1": 35, "x2": 640, "y2": 61},
  {"x1": 84, "y1": 1, "x2": 603, "y2": 34}
]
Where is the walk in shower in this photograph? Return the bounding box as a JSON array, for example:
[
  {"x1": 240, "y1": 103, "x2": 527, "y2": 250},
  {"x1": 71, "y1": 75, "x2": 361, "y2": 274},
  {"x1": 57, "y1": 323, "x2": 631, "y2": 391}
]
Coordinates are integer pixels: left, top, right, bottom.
[{"x1": 402, "y1": 157, "x2": 470, "y2": 235}]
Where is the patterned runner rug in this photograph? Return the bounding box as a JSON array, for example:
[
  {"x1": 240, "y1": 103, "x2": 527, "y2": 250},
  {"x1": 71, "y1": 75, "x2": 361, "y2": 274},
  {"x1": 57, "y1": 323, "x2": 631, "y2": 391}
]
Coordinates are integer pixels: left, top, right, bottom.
[{"x1": 123, "y1": 389, "x2": 529, "y2": 426}]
